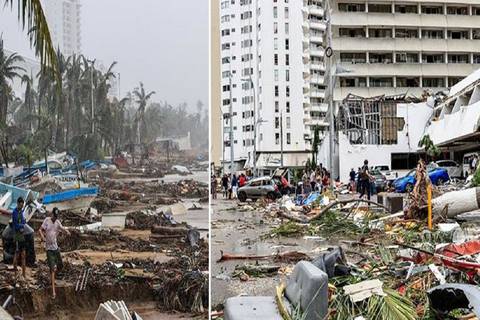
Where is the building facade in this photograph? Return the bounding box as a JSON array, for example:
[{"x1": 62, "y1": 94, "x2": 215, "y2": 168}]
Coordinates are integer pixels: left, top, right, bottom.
[
  {"x1": 331, "y1": 0, "x2": 480, "y2": 101},
  {"x1": 41, "y1": 0, "x2": 82, "y2": 56},
  {"x1": 219, "y1": 0, "x2": 326, "y2": 173}
]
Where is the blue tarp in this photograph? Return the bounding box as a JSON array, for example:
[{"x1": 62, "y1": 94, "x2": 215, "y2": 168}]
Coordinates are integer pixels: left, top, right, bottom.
[{"x1": 42, "y1": 187, "x2": 99, "y2": 204}]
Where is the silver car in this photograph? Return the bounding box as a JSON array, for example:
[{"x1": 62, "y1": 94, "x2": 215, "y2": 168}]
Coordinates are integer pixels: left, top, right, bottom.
[{"x1": 237, "y1": 177, "x2": 280, "y2": 202}]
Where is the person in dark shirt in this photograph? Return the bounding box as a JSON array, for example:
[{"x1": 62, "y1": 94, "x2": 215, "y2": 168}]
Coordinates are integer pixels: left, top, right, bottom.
[
  {"x1": 359, "y1": 160, "x2": 372, "y2": 201},
  {"x1": 6, "y1": 197, "x2": 27, "y2": 279},
  {"x1": 221, "y1": 174, "x2": 229, "y2": 198}
]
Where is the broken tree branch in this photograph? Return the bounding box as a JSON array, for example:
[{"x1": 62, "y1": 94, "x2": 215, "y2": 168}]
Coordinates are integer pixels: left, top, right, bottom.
[{"x1": 279, "y1": 199, "x2": 390, "y2": 223}]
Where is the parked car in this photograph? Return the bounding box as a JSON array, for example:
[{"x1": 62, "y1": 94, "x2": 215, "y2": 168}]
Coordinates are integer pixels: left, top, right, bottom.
[
  {"x1": 430, "y1": 160, "x2": 462, "y2": 178},
  {"x1": 394, "y1": 167, "x2": 450, "y2": 193},
  {"x1": 237, "y1": 176, "x2": 281, "y2": 202},
  {"x1": 373, "y1": 165, "x2": 398, "y2": 182},
  {"x1": 371, "y1": 169, "x2": 387, "y2": 192}
]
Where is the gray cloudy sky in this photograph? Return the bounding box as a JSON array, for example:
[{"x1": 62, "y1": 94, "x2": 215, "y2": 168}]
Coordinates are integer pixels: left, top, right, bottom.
[{"x1": 0, "y1": 0, "x2": 208, "y2": 111}]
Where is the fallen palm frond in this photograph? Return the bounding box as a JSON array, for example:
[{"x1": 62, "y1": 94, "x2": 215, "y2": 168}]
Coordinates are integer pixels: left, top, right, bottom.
[
  {"x1": 331, "y1": 287, "x2": 416, "y2": 320},
  {"x1": 268, "y1": 221, "x2": 306, "y2": 238},
  {"x1": 308, "y1": 211, "x2": 366, "y2": 237}
]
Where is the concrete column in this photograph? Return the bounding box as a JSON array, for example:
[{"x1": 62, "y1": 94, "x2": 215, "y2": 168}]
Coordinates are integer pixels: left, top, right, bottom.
[
  {"x1": 443, "y1": 3, "x2": 447, "y2": 15},
  {"x1": 392, "y1": 26, "x2": 396, "y2": 38},
  {"x1": 418, "y1": 3, "x2": 421, "y2": 14},
  {"x1": 366, "y1": 52, "x2": 370, "y2": 63},
  {"x1": 365, "y1": 1, "x2": 368, "y2": 13},
  {"x1": 420, "y1": 76, "x2": 423, "y2": 88},
  {"x1": 445, "y1": 76, "x2": 448, "y2": 87},
  {"x1": 419, "y1": 27, "x2": 422, "y2": 39},
  {"x1": 445, "y1": 52, "x2": 448, "y2": 64},
  {"x1": 392, "y1": 3, "x2": 395, "y2": 14},
  {"x1": 366, "y1": 26, "x2": 369, "y2": 38},
  {"x1": 471, "y1": 53, "x2": 474, "y2": 64},
  {"x1": 469, "y1": 5, "x2": 473, "y2": 16}
]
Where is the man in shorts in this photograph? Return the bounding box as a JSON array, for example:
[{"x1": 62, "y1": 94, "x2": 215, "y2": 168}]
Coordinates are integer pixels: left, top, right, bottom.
[{"x1": 39, "y1": 207, "x2": 70, "y2": 299}]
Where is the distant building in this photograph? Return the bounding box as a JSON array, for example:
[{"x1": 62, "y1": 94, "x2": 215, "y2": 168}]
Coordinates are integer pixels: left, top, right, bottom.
[
  {"x1": 156, "y1": 132, "x2": 192, "y2": 151},
  {"x1": 41, "y1": 0, "x2": 82, "y2": 56}
]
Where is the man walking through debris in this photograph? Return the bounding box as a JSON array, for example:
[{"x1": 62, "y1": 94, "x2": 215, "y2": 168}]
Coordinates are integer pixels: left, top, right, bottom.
[
  {"x1": 222, "y1": 174, "x2": 229, "y2": 198},
  {"x1": 359, "y1": 160, "x2": 372, "y2": 201},
  {"x1": 39, "y1": 207, "x2": 70, "y2": 299},
  {"x1": 9, "y1": 197, "x2": 27, "y2": 279},
  {"x1": 231, "y1": 174, "x2": 238, "y2": 199}
]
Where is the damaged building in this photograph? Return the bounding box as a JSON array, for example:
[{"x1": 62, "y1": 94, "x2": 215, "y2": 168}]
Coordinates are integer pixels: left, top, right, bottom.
[{"x1": 322, "y1": 68, "x2": 480, "y2": 182}]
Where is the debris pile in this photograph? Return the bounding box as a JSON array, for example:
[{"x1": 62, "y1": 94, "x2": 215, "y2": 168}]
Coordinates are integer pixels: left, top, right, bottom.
[
  {"x1": 0, "y1": 151, "x2": 208, "y2": 318},
  {"x1": 214, "y1": 159, "x2": 480, "y2": 319}
]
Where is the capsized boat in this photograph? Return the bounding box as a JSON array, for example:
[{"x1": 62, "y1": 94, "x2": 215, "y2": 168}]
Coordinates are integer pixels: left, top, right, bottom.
[{"x1": 42, "y1": 187, "x2": 99, "y2": 214}]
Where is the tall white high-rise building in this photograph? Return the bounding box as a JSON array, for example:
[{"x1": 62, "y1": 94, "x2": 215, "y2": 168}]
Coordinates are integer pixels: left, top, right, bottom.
[
  {"x1": 330, "y1": 1, "x2": 480, "y2": 101},
  {"x1": 41, "y1": 0, "x2": 82, "y2": 56},
  {"x1": 219, "y1": 0, "x2": 326, "y2": 173}
]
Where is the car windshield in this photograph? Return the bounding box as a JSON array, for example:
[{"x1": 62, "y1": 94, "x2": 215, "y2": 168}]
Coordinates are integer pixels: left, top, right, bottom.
[
  {"x1": 407, "y1": 170, "x2": 416, "y2": 177},
  {"x1": 376, "y1": 166, "x2": 389, "y2": 171}
]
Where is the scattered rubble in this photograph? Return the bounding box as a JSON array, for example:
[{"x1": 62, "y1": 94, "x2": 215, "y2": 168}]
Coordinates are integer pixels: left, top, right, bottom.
[
  {"x1": 214, "y1": 158, "x2": 480, "y2": 319},
  {"x1": 0, "y1": 152, "x2": 208, "y2": 319}
]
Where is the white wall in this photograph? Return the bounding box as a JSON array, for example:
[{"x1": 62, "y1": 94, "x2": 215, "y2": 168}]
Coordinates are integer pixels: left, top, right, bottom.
[{"x1": 335, "y1": 101, "x2": 433, "y2": 182}]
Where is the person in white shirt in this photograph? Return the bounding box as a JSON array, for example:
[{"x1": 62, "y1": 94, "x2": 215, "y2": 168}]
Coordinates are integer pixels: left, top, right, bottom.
[{"x1": 39, "y1": 207, "x2": 70, "y2": 299}]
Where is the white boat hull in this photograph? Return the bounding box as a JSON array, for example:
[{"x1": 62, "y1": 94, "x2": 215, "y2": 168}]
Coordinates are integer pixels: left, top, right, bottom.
[{"x1": 43, "y1": 196, "x2": 96, "y2": 214}]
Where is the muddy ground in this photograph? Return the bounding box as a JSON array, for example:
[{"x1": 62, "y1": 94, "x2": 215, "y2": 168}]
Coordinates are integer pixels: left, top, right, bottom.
[
  {"x1": 211, "y1": 192, "x2": 379, "y2": 309},
  {"x1": 1, "y1": 167, "x2": 208, "y2": 319}
]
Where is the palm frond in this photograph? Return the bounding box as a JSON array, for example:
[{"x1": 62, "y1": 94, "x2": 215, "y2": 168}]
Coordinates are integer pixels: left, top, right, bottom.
[{"x1": 5, "y1": 0, "x2": 59, "y2": 81}]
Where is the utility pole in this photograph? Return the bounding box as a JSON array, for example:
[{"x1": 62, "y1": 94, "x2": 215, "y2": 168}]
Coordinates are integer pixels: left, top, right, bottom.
[
  {"x1": 280, "y1": 109, "x2": 284, "y2": 167},
  {"x1": 326, "y1": 0, "x2": 335, "y2": 187},
  {"x1": 251, "y1": 76, "x2": 257, "y2": 176},
  {"x1": 229, "y1": 72, "x2": 234, "y2": 174},
  {"x1": 90, "y1": 60, "x2": 95, "y2": 135}
]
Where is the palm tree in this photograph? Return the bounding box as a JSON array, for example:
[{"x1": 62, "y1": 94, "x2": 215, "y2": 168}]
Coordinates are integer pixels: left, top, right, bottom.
[
  {"x1": 0, "y1": 38, "x2": 26, "y2": 125},
  {"x1": 132, "y1": 82, "x2": 155, "y2": 144},
  {"x1": 20, "y1": 73, "x2": 36, "y2": 133},
  {"x1": 4, "y1": 0, "x2": 58, "y2": 78}
]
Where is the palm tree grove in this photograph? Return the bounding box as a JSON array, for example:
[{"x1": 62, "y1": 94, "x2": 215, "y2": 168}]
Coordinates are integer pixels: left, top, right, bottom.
[{"x1": 0, "y1": 1, "x2": 209, "y2": 319}]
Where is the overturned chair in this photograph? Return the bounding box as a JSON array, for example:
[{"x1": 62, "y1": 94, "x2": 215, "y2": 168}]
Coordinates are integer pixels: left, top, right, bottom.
[{"x1": 223, "y1": 261, "x2": 328, "y2": 320}]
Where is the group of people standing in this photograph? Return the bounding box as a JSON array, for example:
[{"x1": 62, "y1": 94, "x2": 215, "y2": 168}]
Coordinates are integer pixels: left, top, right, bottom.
[
  {"x1": 296, "y1": 165, "x2": 331, "y2": 196},
  {"x1": 210, "y1": 172, "x2": 248, "y2": 200},
  {"x1": 0, "y1": 197, "x2": 70, "y2": 299}
]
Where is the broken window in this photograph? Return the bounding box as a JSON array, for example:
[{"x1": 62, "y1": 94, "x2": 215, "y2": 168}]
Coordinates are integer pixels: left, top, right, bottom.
[
  {"x1": 340, "y1": 52, "x2": 366, "y2": 63},
  {"x1": 339, "y1": 28, "x2": 366, "y2": 38},
  {"x1": 369, "y1": 77, "x2": 393, "y2": 87},
  {"x1": 340, "y1": 77, "x2": 367, "y2": 87},
  {"x1": 447, "y1": 6, "x2": 468, "y2": 15},
  {"x1": 447, "y1": 30, "x2": 469, "y2": 40},
  {"x1": 368, "y1": 4, "x2": 391, "y2": 13},
  {"x1": 473, "y1": 30, "x2": 480, "y2": 40},
  {"x1": 396, "y1": 77, "x2": 420, "y2": 87},
  {"x1": 369, "y1": 52, "x2": 393, "y2": 64},
  {"x1": 395, "y1": 29, "x2": 418, "y2": 38},
  {"x1": 421, "y1": 5, "x2": 444, "y2": 14},
  {"x1": 474, "y1": 54, "x2": 480, "y2": 64},
  {"x1": 422, "y1": 53, "x2": 445, "y2": 64},
  {"x1": 422, "y1": 77, "x2": 445, "y2": 87},
  {"x1": 369, "y1": 28, "x2": 392, "y2": 38},
  {"x1": 448, "y1": 54, "x2": 469, "y2": 64},
  {"x1": 338, "y1": 3, "x2": 365, "y2": 12},
  {"x1": 448, "y1": 77, "x2": 463, "y2": 87},
  {"x1": 395, "y1": 4, "x2": 417, "y2": 14},
  {"x1": 396, "y1": 52, "x2": 419, "y2": 63},
  {"x1": 422, "y1": 29, "x2": 444, "y2": 39}
]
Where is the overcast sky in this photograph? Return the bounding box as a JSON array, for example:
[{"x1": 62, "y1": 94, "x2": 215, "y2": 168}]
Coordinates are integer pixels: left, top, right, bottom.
[{"x1": 0, "y1": 0, "x2": 208, "y2": 112}]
